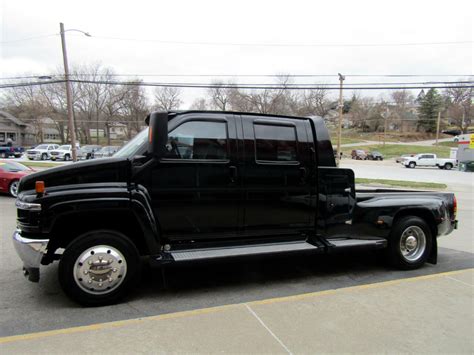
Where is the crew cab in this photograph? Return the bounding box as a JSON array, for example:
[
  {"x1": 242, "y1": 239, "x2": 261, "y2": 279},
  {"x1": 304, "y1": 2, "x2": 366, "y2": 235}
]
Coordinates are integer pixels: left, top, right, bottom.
[
  {"x1": 12, "y1": 111, "x2": 458, "y2": 306},
  {"x1": 403, "y1": 153, "x2": 456, "y2": 170},
  {"x1": 26, "y1": 144, "x2": 59, "y2": 160}
]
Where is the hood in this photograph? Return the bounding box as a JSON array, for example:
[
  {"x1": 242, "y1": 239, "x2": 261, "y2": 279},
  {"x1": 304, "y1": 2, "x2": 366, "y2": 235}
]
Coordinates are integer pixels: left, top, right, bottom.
[{"x1": 18, "y1": 157, "x2": 130, "y2": 193}]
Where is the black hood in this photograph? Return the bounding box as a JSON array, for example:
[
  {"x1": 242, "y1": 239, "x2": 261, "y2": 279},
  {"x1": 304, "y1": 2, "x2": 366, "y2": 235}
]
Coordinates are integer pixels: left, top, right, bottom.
[{"x1": 18, "y1": 157, "x2": 131, "y2": 193}]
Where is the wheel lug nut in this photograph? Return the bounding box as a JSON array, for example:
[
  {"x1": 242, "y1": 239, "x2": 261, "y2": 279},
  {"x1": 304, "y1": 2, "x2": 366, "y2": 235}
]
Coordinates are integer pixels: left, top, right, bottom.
[
  {"x1": 88, "y1": 280, "x2": 92, "y2": 284},
  {"x1": 113, "y1": 268, "x2": 117, "y2": 272},
  {"x1": 98, "y1": 283, "x2": 103, "y2": 287},
  {"x1": 84, "y1": 270, "x2": 88, "y2": 275}
]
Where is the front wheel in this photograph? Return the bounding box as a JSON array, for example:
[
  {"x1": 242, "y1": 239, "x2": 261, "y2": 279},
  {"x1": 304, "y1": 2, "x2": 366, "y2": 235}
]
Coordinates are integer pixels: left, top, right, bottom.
[
  {"x1": 41, "y1": 153, "x2": 48, "y2": 160},
  {"x1": 387, "y1": 216, "x2": 432, "y2": 270},
  {"x1": 408, "y1": 162, "x2": 416, "y2": 168},
  {"x1": 58, "y1": 230, "x2": 140, "y2": 306},
  {"x1": 64, "y1": 154, "x2": 71, "y2": 161},
  {"x1": 9, "y1": 180, "x2": 19, "y2": 197}
]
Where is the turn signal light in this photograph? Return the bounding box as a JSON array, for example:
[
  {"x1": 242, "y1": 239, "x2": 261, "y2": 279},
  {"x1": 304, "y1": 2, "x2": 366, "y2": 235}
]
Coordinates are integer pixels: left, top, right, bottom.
[{"x1": 35, "y1": 181, "x2": 45, "y2": 195}]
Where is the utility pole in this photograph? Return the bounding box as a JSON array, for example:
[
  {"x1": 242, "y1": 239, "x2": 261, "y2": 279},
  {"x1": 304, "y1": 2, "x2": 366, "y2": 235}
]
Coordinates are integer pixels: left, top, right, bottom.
[
  {"x1": 383, "y1": 107, "x2": 389, "y2": 147},
  {"x1": 60, "y1": 22, "x2": 78, "y2": 162},
  {"x1": 435, "y1": 111, "x2": 441, "y2": 146},
  {"x1": 336, "y1": 73, "x2": 345, "y2": 166}
]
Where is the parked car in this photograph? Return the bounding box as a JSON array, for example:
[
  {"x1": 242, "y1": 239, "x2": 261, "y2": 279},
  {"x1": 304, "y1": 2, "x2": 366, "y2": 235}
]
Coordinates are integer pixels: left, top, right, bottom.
[
  {"x1": 396, "y1": 154, "x2": 415, "y2": 164},
  {"x1": 26, "y1": 144, "x2": 59, "y2": 160},
  {"x1": 351, "y1": 149, "x2": 367, "y2": 160},
  {"x1": 50, "y1": 145, "x2": 83, "y2": 161},
  {"x1": 0, "y1": 145, "x2": 24, "y2": 158},
  {"x1": 459, "y1": 161, "x2": 474, "y2": 172},
  {"x1": 94, "y1": 145, "x2": 120, "y2": 158},
  {"x1": 13, "y1": 111, "x2": 458, "y2": 306},
  {"x1": 81, "y1": 145, "x2": 102, "y2": 160},
  {"x1": 0, "y1": 160, "x2": 34, "y2": 197},
  {"x1": 402, "y1": 154, "x2": 456, "y2": 170},
  {"x1": 366, "y1": 151, "x2": 384, "y2": 161}
]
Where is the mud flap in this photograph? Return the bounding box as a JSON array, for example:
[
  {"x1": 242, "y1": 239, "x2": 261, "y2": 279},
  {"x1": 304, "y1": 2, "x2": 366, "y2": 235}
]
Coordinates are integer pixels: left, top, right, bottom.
[{"x1": 428, "y1": 237, "x2": 438, "y2": 264}]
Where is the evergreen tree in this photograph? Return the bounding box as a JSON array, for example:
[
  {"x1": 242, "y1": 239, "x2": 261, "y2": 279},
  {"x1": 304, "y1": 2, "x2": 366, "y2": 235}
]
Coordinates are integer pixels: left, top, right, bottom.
[{"x1": 417, "y1": 88, "x2": 443, "y2": 132}]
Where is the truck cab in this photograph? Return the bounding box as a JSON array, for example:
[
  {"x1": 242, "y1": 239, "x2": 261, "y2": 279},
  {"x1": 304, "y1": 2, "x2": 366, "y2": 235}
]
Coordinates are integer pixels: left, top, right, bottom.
[{"x1": 12, "y1": 111, "x2": 458, "y2": 306}]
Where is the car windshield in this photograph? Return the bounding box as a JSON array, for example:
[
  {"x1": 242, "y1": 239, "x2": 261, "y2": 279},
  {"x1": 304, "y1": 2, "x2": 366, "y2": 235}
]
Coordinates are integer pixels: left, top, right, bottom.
[
  {"x1": 58, "y1": 145, "x2": 70, "y2": 150},
  {"x1": 35, "y1": 145, "x2": 48, "y2": 150},
  {"x1": 114, "y1": 128, "x2": 148, "y2": 158},
  {"x1": 0, "y1": 161, "x2": 29, "y2": 172}
]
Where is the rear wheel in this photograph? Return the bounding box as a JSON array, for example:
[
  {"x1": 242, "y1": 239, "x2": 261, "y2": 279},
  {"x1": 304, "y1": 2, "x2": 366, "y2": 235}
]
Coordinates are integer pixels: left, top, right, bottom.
[
  {"x1": 9, "y1": 180, "x2": 19, "y2": 197},
  {"x1": 58, "y1": 230, "x2": 140, "y2": 306},
  {"x1": 41, "y1": 153, "x2": 48, "y2": 160},
  {"x1": 444, "y1": 163, "x2": 453, "y2": 170},
  {"x1": 64, "y1": 154, "x2": 71, "y2": 161},
  {"x1": 387, "y1": 216, "x2": 432, "y2": 270}
]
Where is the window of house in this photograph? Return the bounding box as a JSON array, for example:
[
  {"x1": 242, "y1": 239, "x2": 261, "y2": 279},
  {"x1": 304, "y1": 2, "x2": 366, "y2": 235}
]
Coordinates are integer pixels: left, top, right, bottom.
[
  {"x1": 164, "y1": 121, "x2": 228, "y2": 160},
  {"x1": 0, "y1": 133, "x2": 5, "y2": 142},
  {"x1": 254, "y1": 123, "x2": 297, "y2": 162},
  {"x1": 6, "y1": 133, "x2": 16, "y2": 142}
]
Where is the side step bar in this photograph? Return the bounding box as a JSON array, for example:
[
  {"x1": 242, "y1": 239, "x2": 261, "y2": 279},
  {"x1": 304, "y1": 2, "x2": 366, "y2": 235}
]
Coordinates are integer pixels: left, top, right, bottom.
[
  {"x1": 157, "y1": 237, "x2": 387, "y2": 264},
  {"x1": 169, "y1": 241, "x2": 319, "y2": 262}
]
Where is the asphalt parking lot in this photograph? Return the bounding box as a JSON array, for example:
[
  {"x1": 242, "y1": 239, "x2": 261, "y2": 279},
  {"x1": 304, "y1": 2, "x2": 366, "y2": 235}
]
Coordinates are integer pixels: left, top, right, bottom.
[{"x1": 0, "y1": 160, "x2": 473, "y2": 352}]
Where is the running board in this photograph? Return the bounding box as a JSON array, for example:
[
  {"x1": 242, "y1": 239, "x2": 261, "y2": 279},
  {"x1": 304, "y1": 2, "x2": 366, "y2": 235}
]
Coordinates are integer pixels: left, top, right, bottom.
[
  {"x1": 326, "y1": 238, "x2": 387, "y2": 251},
  {"x1": 169, "y1": 241, "x2": 319, "y2": 262}
]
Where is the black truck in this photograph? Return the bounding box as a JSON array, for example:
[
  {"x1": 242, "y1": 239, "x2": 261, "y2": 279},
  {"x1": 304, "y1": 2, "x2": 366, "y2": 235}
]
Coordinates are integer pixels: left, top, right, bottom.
[{"x1": 13, "y1": 111, "x2": 458, "y2": 306}]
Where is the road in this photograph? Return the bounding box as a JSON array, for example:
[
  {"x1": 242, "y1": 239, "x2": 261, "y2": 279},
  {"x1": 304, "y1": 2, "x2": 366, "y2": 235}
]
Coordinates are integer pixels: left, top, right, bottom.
[{"x1": 0, "y1": 160, "x2": 472, "y2": 352}]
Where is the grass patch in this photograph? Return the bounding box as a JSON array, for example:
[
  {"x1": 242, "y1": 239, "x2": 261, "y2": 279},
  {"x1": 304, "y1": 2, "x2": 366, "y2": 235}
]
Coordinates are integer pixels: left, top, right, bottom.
[
  {"x1": 435, "y1": 141, "x2": 458, "y2": 148},
  {"x1": 355, "y1": 178, "x2": 447, "y2": 189},
  {"x1": 20, "y1": 161, "x2": 64, "y2": 168},
  {"x1": 342, "y1": 144, "x2": 451, "y2": 158}
]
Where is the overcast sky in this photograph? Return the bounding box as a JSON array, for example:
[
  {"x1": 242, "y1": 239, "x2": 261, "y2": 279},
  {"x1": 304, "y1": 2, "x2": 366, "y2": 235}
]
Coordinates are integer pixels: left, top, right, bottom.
[{"x1": 1, "y1": 0, "x2": 473, "y2": 105}]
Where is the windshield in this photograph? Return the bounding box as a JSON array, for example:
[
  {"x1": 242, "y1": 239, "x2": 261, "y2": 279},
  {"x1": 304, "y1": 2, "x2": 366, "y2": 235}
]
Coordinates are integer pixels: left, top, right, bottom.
[
  {"x1": 0, "y1": 161, "x2": 29, "y2": 172},
  {"x1": 114, "y1": 128, "x2": 148, "y2": 158},
  {"x1": 35, "y1": 145, "x2": 48, "y2": 150},
  {"x1": 58, "y1": 145, "x2": 70, "y2": 150}
]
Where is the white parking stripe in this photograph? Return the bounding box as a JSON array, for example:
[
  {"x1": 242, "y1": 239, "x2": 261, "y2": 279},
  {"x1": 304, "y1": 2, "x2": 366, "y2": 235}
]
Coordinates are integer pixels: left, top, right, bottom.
[{"x1": 245, "y1": 303, "x2": 293, "y2": 355}]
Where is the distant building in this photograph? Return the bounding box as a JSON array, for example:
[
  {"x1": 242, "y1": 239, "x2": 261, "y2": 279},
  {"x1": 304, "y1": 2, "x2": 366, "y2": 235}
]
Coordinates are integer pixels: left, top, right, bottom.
[
  {"x1": 108, "y1": 122, "x2": 127, "y2": 139},
  {"x1": 0, "y1": 111, "x2": 35, "y2": 146}
]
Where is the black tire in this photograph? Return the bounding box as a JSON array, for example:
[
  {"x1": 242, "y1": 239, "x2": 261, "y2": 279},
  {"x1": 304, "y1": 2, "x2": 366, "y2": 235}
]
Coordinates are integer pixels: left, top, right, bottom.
[
  {"x1": 41, "y1": 153, "x2": 48, "y2": 160},
  {"x1": 64, "y1": 154, "x2": 70, "y2": 161},
  {"x1": 408, "y1": 162, "x2": 416, "y2": 169},
  {"x1": 58, "y1": 230, "x2": 141, "y2": 306},
  {"x1": 444, "y1": 163, "x2": 453, "y2": 170},
  {"x1": 438, "y1": 166, "x2": 444, "y2": 169},
  {"x1": 387, "y1": 216, "x2": 432, "y2": 270},
  {"x1": 0, "y1": 152, "x2": 6, "y2": 158}
]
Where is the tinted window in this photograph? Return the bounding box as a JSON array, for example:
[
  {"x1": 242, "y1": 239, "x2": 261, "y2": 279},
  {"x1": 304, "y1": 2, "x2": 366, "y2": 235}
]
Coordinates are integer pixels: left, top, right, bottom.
[
  {"x1": 254, "y1": 124, "x2": 297, "y2": 162},
  {"x1": 165, "y1": 121, "x2": 228, "y2": 160}
]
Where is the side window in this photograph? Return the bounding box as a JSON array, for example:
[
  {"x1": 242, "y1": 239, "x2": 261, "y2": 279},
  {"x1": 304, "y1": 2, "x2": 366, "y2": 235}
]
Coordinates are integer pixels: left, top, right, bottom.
[
  {"x1": 254, "y1": 123, "x2": 297, "y2": 162},
  {"x1": 165, "y1": 121, "x2": 228, "y2": 160}
]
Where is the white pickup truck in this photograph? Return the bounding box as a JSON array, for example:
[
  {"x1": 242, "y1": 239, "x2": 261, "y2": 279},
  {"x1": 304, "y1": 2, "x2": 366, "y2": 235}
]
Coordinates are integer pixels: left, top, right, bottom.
[{"x1": 402, "y1": 153, "x2": 456, "y2": 170}]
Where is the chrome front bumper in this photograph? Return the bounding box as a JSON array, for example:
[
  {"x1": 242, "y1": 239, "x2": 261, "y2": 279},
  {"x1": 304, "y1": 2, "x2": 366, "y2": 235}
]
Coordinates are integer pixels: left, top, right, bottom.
[{"x1": 12, "y1": 229, "x2": 49, "y2": 282}]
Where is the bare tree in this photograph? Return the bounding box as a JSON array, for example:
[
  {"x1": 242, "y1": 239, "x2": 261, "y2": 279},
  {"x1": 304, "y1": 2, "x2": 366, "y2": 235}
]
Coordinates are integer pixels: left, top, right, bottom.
[
  {"x1": 390, "y1": 90, "x2": 415, "y2": 132},
  {"x1": 153, "y1": 87, "x2": 182, "y2": 111},
  {"x1": 207, "y1": 81, "x2": 235, "y2": 110},
  {"x1": 190, "y1": 98, "x2": 208, "y2": 110},
  {"x1": 444, "y1": 82, "x2": 473, "y2": 132},
  {"x1": 298, "y1": 86, "x2": 331, "y2": 117}
]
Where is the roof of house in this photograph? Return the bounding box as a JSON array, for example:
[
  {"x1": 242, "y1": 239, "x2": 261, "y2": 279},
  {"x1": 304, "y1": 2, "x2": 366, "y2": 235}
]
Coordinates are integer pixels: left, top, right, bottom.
[{"x1": 0, "y1": 111, "x2": 27, "y2": 127}]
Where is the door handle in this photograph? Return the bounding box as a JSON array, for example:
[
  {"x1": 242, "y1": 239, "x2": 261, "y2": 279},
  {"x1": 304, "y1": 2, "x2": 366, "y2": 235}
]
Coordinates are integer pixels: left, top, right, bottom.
[
  {"x1": 229, "y1": 166, "x2": 237, "y2": 183},
  {"x1": 299, "y1": 167, "x2": 307, "y2": 183}
]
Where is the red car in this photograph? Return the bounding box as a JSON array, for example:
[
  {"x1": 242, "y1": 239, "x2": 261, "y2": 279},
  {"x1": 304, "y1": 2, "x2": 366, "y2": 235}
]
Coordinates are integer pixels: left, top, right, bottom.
[{"x1": 0, "y1": 160, "x2": 35, "y2": 197}]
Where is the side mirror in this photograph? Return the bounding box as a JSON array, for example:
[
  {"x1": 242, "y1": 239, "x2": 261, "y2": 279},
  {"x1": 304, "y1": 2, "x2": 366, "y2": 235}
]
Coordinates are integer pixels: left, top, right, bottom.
[{"x1": 146, "y1": 111, "x2": 169, "y2": 158}]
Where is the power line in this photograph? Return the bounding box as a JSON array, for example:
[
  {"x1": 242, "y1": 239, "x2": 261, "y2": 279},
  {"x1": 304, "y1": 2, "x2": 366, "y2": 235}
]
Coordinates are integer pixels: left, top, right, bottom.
[
  {"x1": 92, "y1": 36, "x2": 473, "y2": 48},
  {"x1": 0, "y1": 33, "x2": 58, "y2": 44},
  {"x1": 2, "y1": 74, "x2": 472, "y2": 80},
  {"x1": 1, "y1": 79, "x2": 473, "y2": 90}
]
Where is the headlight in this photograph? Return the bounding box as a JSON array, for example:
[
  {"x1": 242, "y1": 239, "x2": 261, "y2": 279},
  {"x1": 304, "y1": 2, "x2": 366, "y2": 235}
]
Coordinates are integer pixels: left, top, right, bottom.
[{"x1": 15, "y1": 200, "x2": 41, "y2": 211}]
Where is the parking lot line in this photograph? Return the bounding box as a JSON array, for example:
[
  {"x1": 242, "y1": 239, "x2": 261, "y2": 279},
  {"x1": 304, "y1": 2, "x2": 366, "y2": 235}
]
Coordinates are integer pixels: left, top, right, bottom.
[{"x1": 0, "y1": 268, "x2": 472, "y2": 345}]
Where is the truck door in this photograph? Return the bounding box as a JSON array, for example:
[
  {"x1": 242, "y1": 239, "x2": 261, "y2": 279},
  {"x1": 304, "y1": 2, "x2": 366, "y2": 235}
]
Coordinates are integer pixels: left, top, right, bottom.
[
  {"x1": 317, "y1": 167, "x2": 356, "y2": 237},
  {"x1": 239, "y1": 115, "x2": 313, "y2": 237},
  {"x1": 149, "y1": 113, "x2": 241, "y2": 241}
]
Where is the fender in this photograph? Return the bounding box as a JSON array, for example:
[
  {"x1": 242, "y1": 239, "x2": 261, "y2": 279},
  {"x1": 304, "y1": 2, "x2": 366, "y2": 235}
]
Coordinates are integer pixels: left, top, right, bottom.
[{"x1": 38, "y1": 182, "x2": 160, "y2": 255}]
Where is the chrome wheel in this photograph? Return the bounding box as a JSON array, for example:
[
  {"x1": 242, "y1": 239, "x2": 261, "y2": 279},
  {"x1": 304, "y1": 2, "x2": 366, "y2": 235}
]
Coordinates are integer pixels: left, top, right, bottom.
[
  {"x1": 399, "y1": 226, "x2": 426, "y2": 262},
  {"x1": 73, "y1": 245, "x2": 127, "y2": 295},
  {"x1": 9, "y1": 180, "x2": 19, "y2": 197}
]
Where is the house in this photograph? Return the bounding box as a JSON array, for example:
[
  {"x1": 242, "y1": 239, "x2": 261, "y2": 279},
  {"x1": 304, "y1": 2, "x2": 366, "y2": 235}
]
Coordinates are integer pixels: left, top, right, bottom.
[
  {"x1": 108, "y1": 122, "x2": 127, "y2": 139},
  {"x1": 0, "y1": 111, "x2": 35, "y2": 146}
]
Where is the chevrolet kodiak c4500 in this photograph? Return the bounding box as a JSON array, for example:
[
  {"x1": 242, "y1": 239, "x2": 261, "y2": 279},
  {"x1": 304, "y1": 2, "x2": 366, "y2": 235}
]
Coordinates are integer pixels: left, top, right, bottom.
[{"x1": 13, "y1": 111, "x2": 458, "y2": 306}]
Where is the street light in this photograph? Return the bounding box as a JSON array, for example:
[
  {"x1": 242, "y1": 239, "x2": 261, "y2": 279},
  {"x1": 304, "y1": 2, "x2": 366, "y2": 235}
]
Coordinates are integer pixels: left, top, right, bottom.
[{"x1": 59, "y1": 23, "x2": 91, "y2": 162}]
